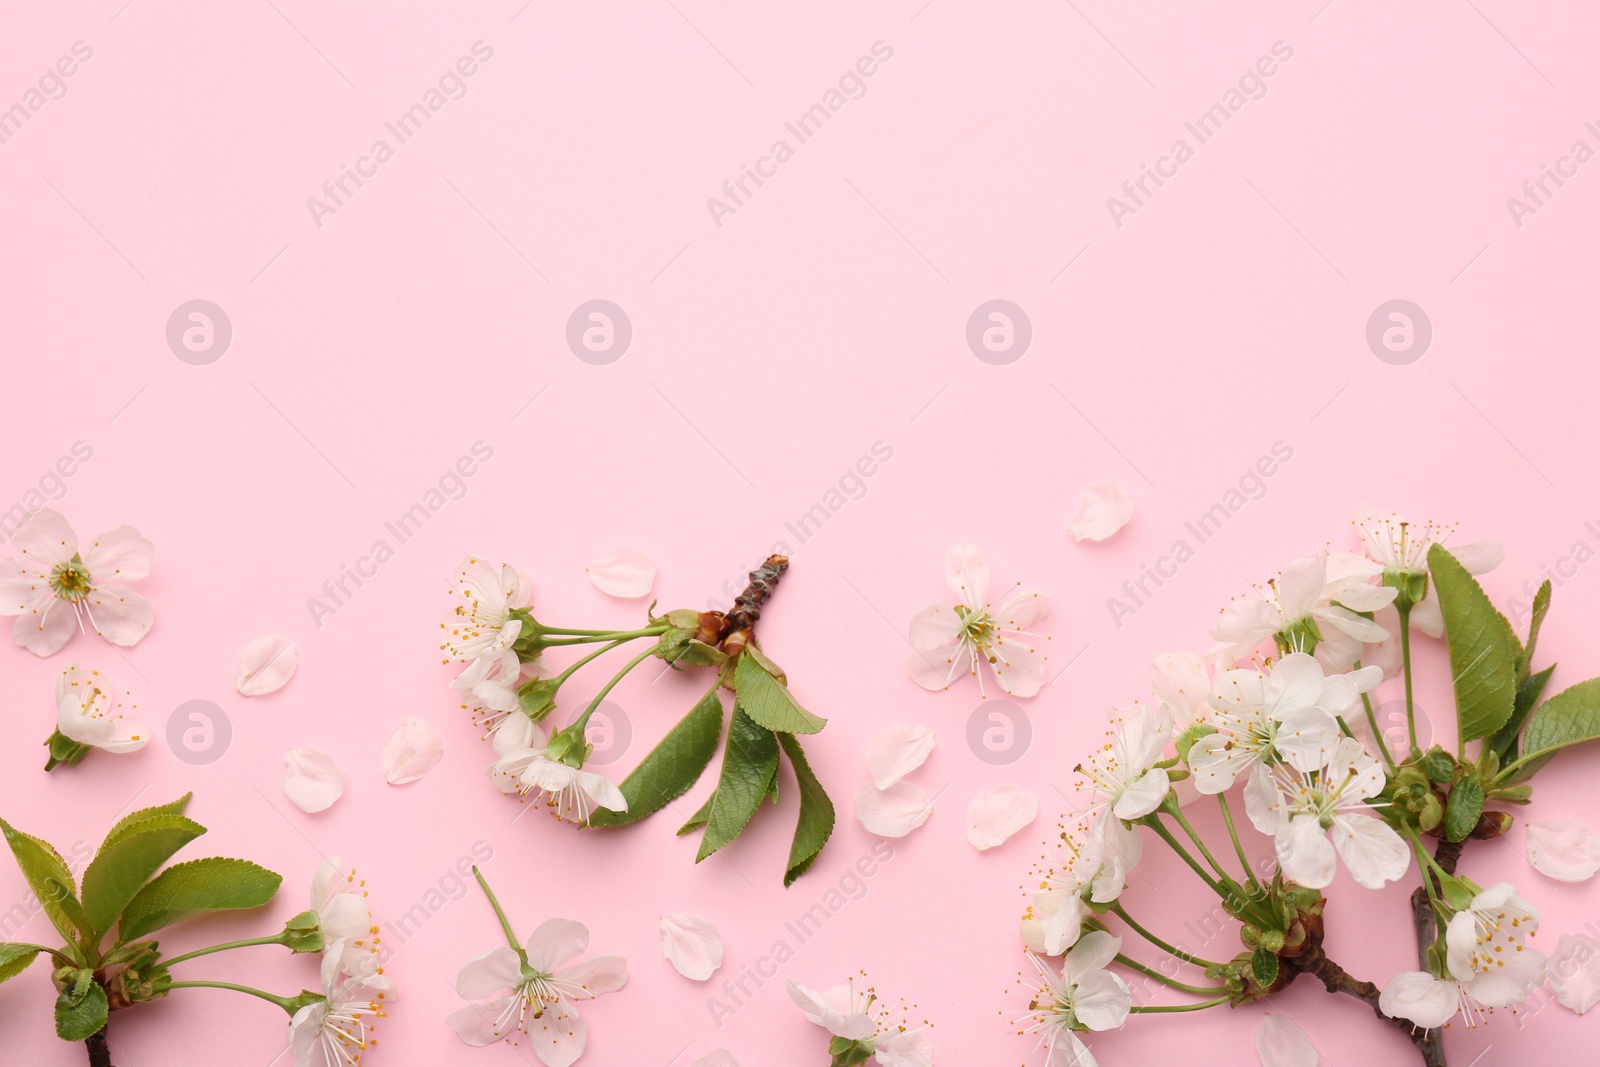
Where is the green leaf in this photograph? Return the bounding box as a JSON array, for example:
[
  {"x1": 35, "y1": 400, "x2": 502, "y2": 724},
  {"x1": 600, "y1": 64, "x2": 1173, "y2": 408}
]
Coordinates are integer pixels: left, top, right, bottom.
[
  {"x1": 1520, "y1": 677, "x2": 1600, "y2": 771},
  {"x1": 695, "y1": 710, "x2": 779, "y2": 862},
  {"x1": 81, "y1": 815, "x2": 205, "y2": 937},
  {"x1": 0, "y1": 944, "x2": 42, "y2": 985},
  {"x1": 0, "y1": 818, "x2": 89, "y2": 943},
  {"x1": 1444, "y1": 778, "x2": 1486, "y2": 843},
  {"x1": 589, "y1": 688, "x2": 726, "y2": 829},
  {"x1": 104, "y1": 794, "x2": 192, "y2": 845},
  {"x1": 55, "y1": 980, "x2": 108, "y2": 1042},
  {"x1": 1492, "y1": 663, "x2": 1557, "y2": 760},
  {"x1": 1421, "y1": 748, "x2": 1457, "y2": 785},
  {"x1": 1429, "y1": 544, "x2": 1519, "y2": 743},
  {"x1": 1517, "y1": 581, "x2": 1552, "y2": 684},
  {"x1": 777, "y1": 734, "x2": 835, "y2": 886},
  {"x1": 1251, "y1": 945, "x2": 1279, "y2": 987},
  {"x1": 117, "y1": 857, "x2": 282, "y2": 943},
  {"x1": 732, "y1": 654, "x2": 825, "y2": 735},
  {"x1": 676, "y1": 792, "x2": 715, "y2": 836}
]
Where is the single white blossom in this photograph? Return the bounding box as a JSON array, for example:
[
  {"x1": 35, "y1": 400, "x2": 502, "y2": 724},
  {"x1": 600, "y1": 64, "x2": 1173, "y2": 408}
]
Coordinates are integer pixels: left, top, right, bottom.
[
  {"x1": 1076, "y1": 705, "x2": 1173, "y2": 821},
  {"x1": 907, "y1": 545, "x2": 1049, "y2": 698},
  {"x1": 1211, "y1": 552, "x2": 1393, "y2": 672},
  {"x1": 0, "y1": 508, "x2": 154, "y2": 656},
  {"x1": 1353, "y1": 511, "x2": 1502, "y2": 641},
  {"x1": 56, "y1": 664, "x2": 148, "y2": 754},
  {"x1": 787, "y1": 978, "x2": 933, "y2": 1067},
  {"x1": 441, "y1": 557, "x2": 526, "y2": 664},
  {"x1": 1444, "y1": 883, "x2": 1546, "y2": 1008},
  {"x1": 1017, "y1": 932, "x2": 1130, "y2": 1067},
  {"x1": 489, "y1": 715, "x2": 626, "y2": 824},
  {"x1": 287, "y1": 941, "x2": 390, "y2": 1067},
  {"x1": 310, "y1": 857, "x2": 386, "y2": 984},
  {"x1": 1021, "y1": 820, "x2": 1141, "y2": 956},
  {"x1": 455, "y1": 649, "x2": 525, "y2": 735}
]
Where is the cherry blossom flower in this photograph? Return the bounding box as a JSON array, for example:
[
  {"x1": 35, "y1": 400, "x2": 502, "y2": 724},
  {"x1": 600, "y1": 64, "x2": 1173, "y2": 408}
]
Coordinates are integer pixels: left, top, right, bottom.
[
  {"x1": 310, "y1": 857, "x2": 387, "y2": 984},
  {"x1": 1187, "y1": 653, "x2": 1380, "y2": 795},
  {"x1": 787, "y1": 977, "x2": 933, "y2": 1067},
  {"x1": 1021, "y1": 821, "x2": 1140, "y2": 956},
  {"x1": 1017, "y1": 932, "x2": 1130, "y2": 1067},
  {"x1": 0, "y1": 508, "x2": 154, "y2": 656},
  {"x1": 287, "y1": 941, "x2": 390, "y2": 1067},
  {"x1": 448, "y1": 918, "x2": 627, "y2": 1065},
  {"x1": 1245, "y1": 736, "x2": 1408, "y2": 890},
  {"x1": 907, "y1": 545, "x2": 1049, "y2": 698},
  {"x1": 1076, "y1": 705, "x2": 1173, "y2": 821},
  {"x1": 455, "y1": 649, "x2": 525, "y2": 735},
  {"x1": 489, "y1": 714, "x2": 626, "y2": 824},
  {"x1": 55, "y1": 664, "x2": 147, "y2": 755},
  {"x1": 1211, "y1": 552, "x2": 1393, "y2": 672},
  {"x1": 1444, "y1": 883, "x2": 1546, "y2": 1008},
  {"x1": 441, "y1": 557, "x2": 527, "y2": 664},
  {"x1": 1352, "y1": 511, "x2": 1503, "y2": 640}
]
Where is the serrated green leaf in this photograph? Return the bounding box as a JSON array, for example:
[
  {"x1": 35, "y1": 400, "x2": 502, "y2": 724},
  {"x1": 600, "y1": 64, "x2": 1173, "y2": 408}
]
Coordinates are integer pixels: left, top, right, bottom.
[
  {"x1": 1444, "y1": 778, "x2": 1485, "y2": 843},
  {"x1": 0, "y1": 819, "x2": 89, "y2": 943},
  {"x1": 1517, "y1": 581, "x2": 1552, "y2": 685},
  {"x1": 589, "y1": 687, "x2": 726, "y2": 829},
  {"x1": 103, "y1": 794, "x2": 193, "y2": 847},
  {"x1": 81, "y1": 815, "x2": 205, "y2": 937},
  {"x1": 1251, "y1": 945, "x2": 1278, "y2": 987},
  {"x1": 117, "y1": 857, "x2": 282, "y2": 943},
  {"x1": 1492, "y1": 663, "x2": 1557, "y2": 761},
  {"x1": 695, "y1": 710, "x2": 779, "y2": 862},
  {"x1": 732, "y1": 654, "x2": 825, "y2": 735},
  {"x1": 1429, "y1": 544, "x2": 1519, "y2": 743},
  {"x1": 777, "y1": 734, "x2": 835, "y2": 887},
  {"x1": 1421, "y1": 749, "x2": 1457, "y2": 784},
  {"x1": 55, "y1": 980, "x2": 107, "y2": 1041},
  {"x1": 1519, "y1": 677, "x2": 1600, "y2": 773},
  {"x1": 676, "y1": 792, "x2": 715, "y2": 836},
  {"x1": 0, "y1": 944, "x2": 42, "y2": 985}
]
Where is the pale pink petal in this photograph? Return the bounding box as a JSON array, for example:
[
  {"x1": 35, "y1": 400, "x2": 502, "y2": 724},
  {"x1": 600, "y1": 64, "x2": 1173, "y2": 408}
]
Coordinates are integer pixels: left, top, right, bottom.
[
  {"x1": 586, "y1": 548, "x2": 657, "y2": 598},
  {"x1": 1067, "y1": 481, "x2": 1133, "y2": 543},
  {"x1": 995, "y1": 589, "x2": 1050, "y2": 630},
  {"x1": 906, "y1": 605, "x2": 967, "y2": 690},
  {"x1": 81, "y1": 525, "x2": 154, "y2": 582},
  {"x1": 10, "y1": 508, "x2": 78, "y2": 565},
  {"x1": 529, "y1": 996, "x2": 586, "y2": 1067},
  {"x1": 1379, "y1": 971, "x2": 1458, "y2": 1029},
  {"x1": 692, "y1": 1052, "x2": 739, "y2": 1067},
  {"x1": 1549, "y1": 933, "x2": 1600, "y2": 1014},
  {"x1": 16, "y1": 597, "x2": 76, "y2": 656},
  {"x1": 448, "y1": 996, "x2": 516, "y2": 1046},
  {"x1": 1453, "y1": 540, "x2": 1505, "y2": 575},
  {"x1": 855, "y1": 780, "x2": 934, "y2": 838},
  {"x1": 1255, "y1": 1013, "x2": 1318, "y2": 1067},
  {"x1": 558, "y1": 955, "x2": 628, "y2": 998},
  {"x1": 867, "y1": 724, "x2": 936, "y2": 789},
  {"x1": 965, "y1": 785, "x2": 1038, "y2": 851},
  {"x1": 83, "y1": 585, "x2": 153, "y2": 646},
  {"x1": 283, "y1": 746, "x2": 345, "y2": 813},
  {"x1": 1409, "y1": 593, "x2": 1445, "y2": 639},
  {"x1": 943, "y1": 544, "x2": 991, "y2": 607},
  {"x1": 456, "y1": 947, "x2": 525, "y2": 998},
  {"x1": 659, "y1": 913, "x2": 723, "y2": 981},
  {"x1": 235, "y1": 634, "x2": 298, "y2": 696},
  {"x1": 382, "y1": 718, "x2": 444, "y2": 785},
  {"x1": 524, "y1": 918, "x2": 589, "y2": 972},
  {"x1": 1527, "y1": 819, "x2": 1600, "y2": 882}
]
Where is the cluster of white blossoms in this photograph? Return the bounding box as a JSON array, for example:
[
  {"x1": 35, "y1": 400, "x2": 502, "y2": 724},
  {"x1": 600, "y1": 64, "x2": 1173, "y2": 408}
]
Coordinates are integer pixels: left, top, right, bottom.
[
  {"x1": 287, "y1": 858, "x2": 395, "y2": 1067},
  {"x1": 1012, "y1": 511, "x2": 1570, "y2": 1064}
]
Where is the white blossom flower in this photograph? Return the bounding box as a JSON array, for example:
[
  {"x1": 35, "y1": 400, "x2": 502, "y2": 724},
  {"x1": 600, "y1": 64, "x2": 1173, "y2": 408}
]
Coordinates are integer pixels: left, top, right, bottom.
[
  {"x1": 0, "y1": 509, "x2": 154, "y2": 656},
  {"x1": 1187, "y1": 653, "x2": 1379, "y2": 794},
  {"x1": 287, "y1": 941, "x2": 390, "y2": 1067},
  {"x1": 1021, "y1": 820, "x2": 1141, "y2": 956},
  {"x1": 447, "y1": 918, "x2": 627, "y2": 1065},
  {"x1": 310, "y1": 857, "x2": 387, "y2": 985},
  {"x1": 1245, "y1": 736, "x2": 1409, "y2": 890},
  {"x1": 489, "y1": 715, "x2": 626, "y2": 824},
  {"x1": 1149, "y1": 652, "x2": 1214, "y2": 733},
  {"x1": 786, "y1": 978, "x2": 932, "y2": 1067},
  {"x1": 1444, "y1": 883, "x2": 1546, "y2": 1008},
  {"x1": 1076, "y1": 705, "x2": 1173, "y2": 821},
  {"x1": 56, "y1": 664, "x2": 148, "y2": 754},
  {"x1": 1353, "y1": 511, "x2": 1503, "y2": 640},
  {"x1": 1017, "y1": 932, "x2": 1130, "y2": 1067},
  {"x1": 441, "y1": 557, "x2": 526, "y2": 664},
  {"x1": 1211, "y1": 552, "x2": 1393, "y2": 672},
  {"x1": 455, "y1": 649, "x2": 525, "y2": 735},
  {"x1": 907, "y1": 545, "x2": 1049, "y2": 698}
]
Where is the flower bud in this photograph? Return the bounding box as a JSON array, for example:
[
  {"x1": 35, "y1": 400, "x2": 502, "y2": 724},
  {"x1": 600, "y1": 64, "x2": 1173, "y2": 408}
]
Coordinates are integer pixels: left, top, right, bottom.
[{"x1": 1470, "y1": 810, "x2": 1514, "y2": 839}]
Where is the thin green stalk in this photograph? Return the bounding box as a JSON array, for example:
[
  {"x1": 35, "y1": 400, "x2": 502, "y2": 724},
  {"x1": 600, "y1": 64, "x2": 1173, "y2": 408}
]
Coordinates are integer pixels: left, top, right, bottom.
[
  {"x1": 1114, "y1": 954, "x2": 1225, "y2": 996},
  {"x1": 537, "y1": 626, "x2": 666, "y2": 648},
  {"x1": 553, "y1": 639, "x2": 628, "y2": 682},
  {"x1": 472, "y1": 866, "x2": 525, "y2": 960},
  {"x1": 1107, "y1": 902, "x2": 1225, "y2": 970},
  {"x1": 1215, "y1": 794, "x2": 1261, "y2": 894},
  {"x1": 1396, "y1": 602, "x2": 1420, "y2": 758},
  {"x1": 162, "y1": 933, "x2": 288, "y2": 967},
  {"x1": 1146, "y1": 817, "x2": 1231, "y2": 899},
  {"x1": 1129, "y1": 995, "x2": 1232, "y2": 1013},
  {"x1": 574, "y1": 647, "x2": 658, "y2": 731},
  {"x1": 1358, "y1": 678, "x2": 1397, "y2": 772},
  {"x1": 165, "y1": 980, "x2": 297, "y2": 1012},
  {"x1": 1164, "y1": 806, "x2": 1236, "y2": 886}
]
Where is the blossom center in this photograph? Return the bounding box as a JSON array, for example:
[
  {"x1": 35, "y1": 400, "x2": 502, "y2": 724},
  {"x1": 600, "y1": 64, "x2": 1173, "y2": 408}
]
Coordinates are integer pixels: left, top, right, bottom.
[{"x1": 49, "y1": 558, "x2": 93, "y2": 601}]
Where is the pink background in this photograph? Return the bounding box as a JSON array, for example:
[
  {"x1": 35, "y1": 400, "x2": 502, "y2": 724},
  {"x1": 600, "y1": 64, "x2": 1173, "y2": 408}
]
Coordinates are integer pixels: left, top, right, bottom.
[{"x1": 3, "y1": 1, "x2": 1599, "y2": 1063}]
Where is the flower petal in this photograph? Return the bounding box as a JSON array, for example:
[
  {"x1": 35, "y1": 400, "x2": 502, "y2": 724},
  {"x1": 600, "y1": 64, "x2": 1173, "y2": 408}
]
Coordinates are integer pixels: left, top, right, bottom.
[
  {"x1": 905, "y1": 605, "x2": 966, "y2": 691},
  {"x1": 10, "y1": 509, "x2": 77, "y2": 565},
  {"x1": 867, "y1": 724, "x2": 936, "y2": 789},
  {"x1": 14, "y1": 598, "x2": 75, "y2": 656},
  {"x1": 528, "y1": 995, "x2": 586, "y2": 1067},
  {"x1": 525, "y1": 917, "x2": 589, "y2": 973},
  {"x1": 964, "y1": 785, "x2": 1038, "y2": 851},
  {"x1": 81, "y1": 525, "x2": 154, "y2": 582},
  {"x1": 1549, "y1": 932, "x2": 1600, "y2": 1014},
  {"x1": 1067, "y1": 481, "x2": 1133, "y2": 543},
  {"x1": 1379, "y1": 971, "x2": 1458, "y2": 1029},
  {"x1": 943, "y1": 544, "x2": 991, "y2": 607},
  {"x1": 235, "y1": 634, "x2": 298, "y2": 696},
  {"x1": 1527, "y1": 818, "x2": 1600, "y2": 882},
  {"x1": 1255, "y1": 1013, "x2": 1318, "y2": 1067},
  {"x1": 692, "y1": 1052, "x2": 740, "y2": 1067},
  {"x1": 382, "y1": 718, "x2": 444, "y2": 785},
  {"x1": 559, "y1": 954, "x2": 629, "y2": 998},
  {"x1": 448, "y1": 997, "x2": 516, "y2": 1046},
  {"x1": 856, "y1": 780, "x2": 934, "y2": 838},
  {"x1": 1453, "y1": 540, "x2": 1505, "y2": 575},
  {"x1": 83, "y1": 585, "x2": 153, "y2": 647},
  {"x1": 456, "y1": 947, "x2": 524, "y2": 998},
  {"x1": 1276, "y1": 815, "x2": 1336, "y2": 889},
  {"x1": 586, "y1": 548, "x2": 657, "y2": 598},
  {"x1": 1069, "y1": 969, "x2": 1132, "y2": 1033},
  {"x1": 660, "y1": 913, "x2": 724, "y2": 981},
  {"x1": 283, "y1": 746, "x2": 345, "y2": 813}
]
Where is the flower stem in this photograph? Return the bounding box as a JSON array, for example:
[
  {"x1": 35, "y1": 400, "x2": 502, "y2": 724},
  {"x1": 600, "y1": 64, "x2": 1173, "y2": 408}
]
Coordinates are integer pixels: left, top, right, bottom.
[
  {"x1": 1357, "y1": 672, "x2": 1398, "y2": 772},
  {"x1": 161, "y1": 933, "x2": 289, "y2": 967},
  {"x1": 554, "y1": 639, "x2": 629, "y2": 682},
  {"x1": 537, "y1": 626, "x2": 666, "y2": 648},
  {"x1": 164, "y1": 980, "x2": 299, "y2": 1013},
  {"x1": 1164, "y1": 805, "x2": 1236, "y2": 886},
  {"x1": 1129, "y1": 995, "x2": 1232, "y2": 1013},
  {"x1": 1145, "y1": 817, "x2": 1232, "y2": 900},
  {"x1": 1396, "y1": 602, "x2": 1421, "y2": 759},
  {"x1": 1108, "y1": 902, "x2": 1225, "y2": 969},
  {"x1": 1113, "y1": 954, "x2": 1225, "y2": 996},
  {"x1": 471, "y1": 865, "x2": 525, "y2": 960},
  {"x1": 574, "y1": 647, "x2": 658, "y2": 732},
  {"x1": 1215, "y1": 794, "x2": 1261, "y2": 894}
]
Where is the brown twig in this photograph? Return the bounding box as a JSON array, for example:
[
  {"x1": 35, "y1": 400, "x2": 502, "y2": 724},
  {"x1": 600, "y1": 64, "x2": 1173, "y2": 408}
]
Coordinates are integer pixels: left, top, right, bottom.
[
  {"x1": 725, "y1": 555, "x2": 788, "y2": 633},
  {"x1": 86, "y1": 1029, "x2": 111, "y2": 1067},
  {"x1": 1296, "y1": 946, "x2": 1447, "y2": 1066}
]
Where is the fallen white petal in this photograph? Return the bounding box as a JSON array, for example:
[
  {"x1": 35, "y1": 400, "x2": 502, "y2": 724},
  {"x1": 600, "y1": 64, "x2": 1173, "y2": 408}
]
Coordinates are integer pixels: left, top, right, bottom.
[
  {"x1": 235, "y1": 635, "x2": 298, "y2": 696},
  {"x1": 692, "y1": 1053, "x2": 739, "y2": 1067},
  {"x1": 382, "y1": 719, "x2": 444, "y2": 785},
  {"x1": 587, "y1": 548, "x2": 657, "y2": 598},
  {"x1": 1255, "y1": 1013, "x2": 1318, "y2": 1067},
  {"x1": 1067, "y1": 481, "x2": 1133, "y2": 543},
  {"x1": 660, "y1": 913, "x2": 724, "y2": 981},
  {"x1": 1549, "y1": 932, "x2": 1600, "y2": 1014},
  {"x1": 1527, "y1": 818, "x2": 1600, "y2": 882},
  {"x1": 856, "y1": 780, "x2": 934, "y2": 838},
  {"x1": 965, "y1": 785, "x2": 1038, "y2": 851},
  {"x1": 867, "y1": 724, "x2": 936, "y2": 790},
  {"x1": 283, "y1": 746, "x2": 345, "y2": 813}
]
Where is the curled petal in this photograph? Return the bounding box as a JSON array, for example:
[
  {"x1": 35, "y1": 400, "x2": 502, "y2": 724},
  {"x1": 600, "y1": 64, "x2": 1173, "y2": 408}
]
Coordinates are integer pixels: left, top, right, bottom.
[
  {"x1": 283, "y1": 746, "x2": 345, "y2": 813},
  {"x1": 235, "y1": 634, "x2": 298, "y2": 696},
  {"x1": 586, "y1": 548, "x2": 657, "y2": 598},
  {"x1": 1549, "y1": 932, "x2": 1600, "y2": 1014},
  {"x1": 856, "y1": 780, "x2": 934, "y2": 838},
  {"x1": 1067, "y1": 481, "x2": 1133, "y2": 543},
  {"x1": 867, "y1": 723, "x2": 936, "y2": 789},
  {"x1": 1453, "y1": 540, "x2": 1505, "y2": 575},
  {"x1": 382, "y1": 718, "x2": 444, "y2": 785},
  {"x1": 1527, "y1": 818, "x2": 1600, "y2": 882},
  {"x1": 660, "y1": 913, "x2": 724, "y2": 981},
  {"x1": 1255, "y1": 1013, "x2": 1318, "y2": 1067},
  {"x1": 964, "y1": 785, "x2": 1037, "y2": 851},
  {"x1": 1379, "y1": 971, "x2": 1458, "y2": 1029}
]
